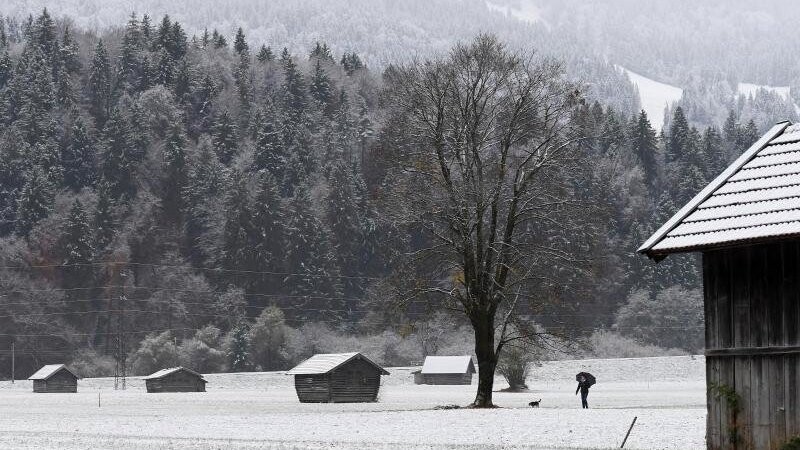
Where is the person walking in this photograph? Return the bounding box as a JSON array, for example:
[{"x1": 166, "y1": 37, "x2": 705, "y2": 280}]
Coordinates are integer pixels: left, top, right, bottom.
[{"x1": 576, "y1": 374, "x2": 591, "y2": 408}]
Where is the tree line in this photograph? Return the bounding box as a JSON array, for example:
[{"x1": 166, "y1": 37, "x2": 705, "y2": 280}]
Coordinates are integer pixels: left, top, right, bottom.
[{"x1": 0, "y1": 10, "x2": 763, "y2": 381}]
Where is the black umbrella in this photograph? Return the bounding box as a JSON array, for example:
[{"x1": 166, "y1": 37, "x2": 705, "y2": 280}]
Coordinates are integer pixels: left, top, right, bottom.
[{"x1": 576, "y1": 372, "x2": 596, "y2": 387}]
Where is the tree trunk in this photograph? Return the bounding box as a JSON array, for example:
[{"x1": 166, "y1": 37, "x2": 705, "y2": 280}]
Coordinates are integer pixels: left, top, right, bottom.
[{"x1": 472, "y1": 314, "x2": 496, "y2": 407}]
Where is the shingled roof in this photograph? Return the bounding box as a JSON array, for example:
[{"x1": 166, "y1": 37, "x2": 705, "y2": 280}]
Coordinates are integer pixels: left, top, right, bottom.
[
  {"x1": 639, "y1": 121, "x2": 800, "y2": 258},
  {"x1": 287, "y1": 352, "x2": 389, "y2": 375}
]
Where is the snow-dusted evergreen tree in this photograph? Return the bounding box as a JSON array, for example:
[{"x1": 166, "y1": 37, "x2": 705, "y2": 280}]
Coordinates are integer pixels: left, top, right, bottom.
[
  {"x1": 93, "y1": 179, "x2": 115, "y2": 252},
  {"x1": 219, "y1": 171, "x2": 255, "y2": 273},
  {"x1": 87, "y1": 39, "x2": 111, "y2": 126},
  {"x1": 15, "y1": 165, "x2": 52, "y2": 236},
  {"x1": 250, "y1": 172, "x2": 284, "y2": 296},
  {"x1": 256, "y1": 44, "x2": 273, "y2": 63},
  {"x1": 629, "y1": 110, "x2": 659, "y2": 191},
  {"x1": 252, "y1": 105, "x2": 285, "y2": 177},
  {"x1": 233, "y1": 27, "x2": 248, "y2": 56},
  {"x1": 309, "y1": 59, "x2": 333, "y2": 112},
  {"x1": 183, "y1": 140, "x2": 224, "y2": 265},
  {"x1": 60, "y1": 199, "x2": 95, "y2": 289},
  {"x1": 211, "y1": 110, "x2": 238, "y2": 165},
  {"x1": 162, "y1": 126, "x2": 188, "y2": 221},
  {"x1": 285, "y1": 183, "x2": 343, "y2": 316},
  {"x1": 100, "y1": 108, "x2": 136, "y2": 200},
  {"x1": 62, "y1": 117, "x2": 97, "y2": 191}
]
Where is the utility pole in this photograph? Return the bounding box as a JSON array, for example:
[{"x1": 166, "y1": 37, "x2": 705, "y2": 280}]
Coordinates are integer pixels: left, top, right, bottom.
[
  {"x1": 10, "y1": 340, "x2": 14, "y2": 384},
  {"x1": 113, "y1": 295, "x2": 126, "y2": 390}
]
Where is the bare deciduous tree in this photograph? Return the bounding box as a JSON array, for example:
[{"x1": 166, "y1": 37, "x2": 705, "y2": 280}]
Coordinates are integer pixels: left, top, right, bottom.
[{"x1": 382, "y1": 34, "x2": 593, "y2": 407}]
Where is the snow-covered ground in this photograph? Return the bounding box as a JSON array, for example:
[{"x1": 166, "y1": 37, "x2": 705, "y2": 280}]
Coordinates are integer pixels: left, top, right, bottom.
[
  {"x1": 618, "y1": 67, "x2": 683, "y2": 131},
  {"x1": 738, "y1": 82, "x2": 792, "y2": 100},
  {"x1": 0, "y1": 356, "x2": 706, "y2": 450}
]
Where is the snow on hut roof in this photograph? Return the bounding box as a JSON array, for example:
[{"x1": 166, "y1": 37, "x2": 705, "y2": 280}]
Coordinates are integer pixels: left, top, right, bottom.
[
  {"x1": 287, "y1": 352, "x2": 390, "y2": 375},
  {"x1": 421, "y1": 356, "x2": 476, "y2": 374},
  {"x1": 640, "y1": 121, "x2": 800, "y2": 257},
  {"x1": 142, "y1": 366, "x2": 205, "y2": 380},
  {"x1": 28, "y1": 364, "x2": 79, "y2": 380}
]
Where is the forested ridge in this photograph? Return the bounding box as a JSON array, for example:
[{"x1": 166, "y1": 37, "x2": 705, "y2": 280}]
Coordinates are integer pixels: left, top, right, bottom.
[{"x1": 0, "y1": 10, "x2": 767, "y2": 378}]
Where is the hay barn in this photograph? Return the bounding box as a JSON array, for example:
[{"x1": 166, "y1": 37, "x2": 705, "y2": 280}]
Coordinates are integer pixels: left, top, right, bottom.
[
  {"x1": 640, "y1": 121, "x2": 800, "y2": 449},
  {"x1": 287, "y1": 352, "x2": 389, "y2": 403},
  {"x1": 413, "y1": 356, "x2": 475, "y2": 385},
  {"x1": 28, "y1": 364, "x2": 79, "y2": 393},
  {"x1": 143, "y1": 367, "x2": 207, "y2": 393}
]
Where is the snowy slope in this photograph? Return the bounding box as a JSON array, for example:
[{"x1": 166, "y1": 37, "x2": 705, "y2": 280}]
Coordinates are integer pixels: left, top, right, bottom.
[
  {"x1": 738, "y1": 82, "x2": 800, "y2": 115},
  {"x1": 0, "y1": 356, "x2": 706, "y2": 450},
  {"x1": 618, "y1": 67, "x2": 683, "y2": 130}
]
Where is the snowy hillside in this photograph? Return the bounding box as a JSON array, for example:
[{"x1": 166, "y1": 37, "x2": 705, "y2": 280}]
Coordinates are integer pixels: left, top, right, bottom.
[
  {"x1": 619, "y1": 67, "x2": 683, "y2": 130},
  {"x1": 0, "y1": 356, "x2": 706, "y2": 449}
]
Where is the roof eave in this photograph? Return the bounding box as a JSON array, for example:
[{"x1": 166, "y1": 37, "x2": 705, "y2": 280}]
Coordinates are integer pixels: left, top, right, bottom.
[{"x1": 638, "y1": 121, "x2": 792, "y2": 259}]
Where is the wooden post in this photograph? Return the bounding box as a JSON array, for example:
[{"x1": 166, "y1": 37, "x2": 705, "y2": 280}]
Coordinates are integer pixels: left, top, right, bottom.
[
  {"x1": 10, "y1": 341, "x2": 14, "y2": 384},
  {"x1": 620, "y1": 416, "x2": 637, "y2": 448}
]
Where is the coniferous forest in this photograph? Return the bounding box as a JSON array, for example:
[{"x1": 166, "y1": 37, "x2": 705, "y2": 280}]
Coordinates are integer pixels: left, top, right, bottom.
[{"x1": 0, "y1": 10, "x2": 769, "y2": 378}]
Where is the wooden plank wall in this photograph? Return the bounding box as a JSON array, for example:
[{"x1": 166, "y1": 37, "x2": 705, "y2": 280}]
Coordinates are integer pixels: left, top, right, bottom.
[{"x1": 703, "y1": 241, "x2": 800, "y2": 450}]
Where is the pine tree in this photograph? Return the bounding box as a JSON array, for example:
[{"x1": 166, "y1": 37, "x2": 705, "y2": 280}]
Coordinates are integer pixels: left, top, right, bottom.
[
  {"x1": 233, "y1": 27, "x2": 248, "y2": 56},
  {"x1": 60, "y1": 26, "x2": 80, "y2": 74},
  {"x1": 253, "y1": 106, "x2": 285, "y2": 176},
  {"x1": 229, "y1": 322, "x2": 251, "y2": 371},
  {"x1": 309, "y1": 41, "x2": 333, "y2": 62},
  {"x1": 666, "y1": 106, "x2": 690, "y2": 165},
  {"x1": 100, "y1": 109, "x2": 136, "y2": 200},
  {"x1": 140, "y1": 14, "x2": 153, "y2": 45},
  {"x1": 118, "y1": 14, "x2": 142, "y2": 92},
  {"x1": 15, "y1": 165, "x2": 52, "y2": 237},
  {"x1": 234, "y1": 52, "x2": 251, "y2": 111},
  {"x1": 12, "y1": 47, "x2": 56, "y2": 144},
  {"x1": 62, "y1": 117, "x2": 97, "y2": 191},
  {"x1": 340, "y1": 52, "x2": 364, "y2": 75},
  {"x1": 309, "y1": 59, "x2": 333, "y2": 111},
  {"x1": 60, "y1": 199, "x2": 95, "y2": 289},
  {"x1": 88, "y1": 40, "x2": 111, "y2": 127},
  {"x1": 701, "y1": 126, "x2": 725, "y2": 180},
  {"x1": 740, "y1": 120, "x2": 759, "y2": 149},
  {"x1": 282, "y1": 54, "x2": 307, "y2": 119},
  {"x1": 211, "y1": 110, "x2": 238, "y2": 164},
  {"x1": 162, "y1": 126, "x2": 188, "y2": 221},
  {"x1": 183, "y1": 141, "x2": 224, "y2": 265},
  {"x1": 94, "y1": 179, "x2": 115, "y2": 251},
  {"x1": 250, "y1": 172, "x2": 284, "y2": 295},
  {"x1": 284, "y1": 183, "x2": 342, "y2": 311},
  {"x1": 256, "y1": 45, "x2": 273, "y2": 63},
  {"x1": 174, "y1": 59, "x2": 192, "y2": 100},
  {"x1": 156, "y1": 48, "x2": 175, "y2": 86},
  {"x1": 325, "y1": 162, "x2": 366, "y2": 280},
  {"x1": 0, "y1": 50, "x2": 11, "y2": 88},
  {"x1": 212, "y1": 29, "x2": 227, "y2": 48},
  {"x1": 219, "y1": 171, "x2": 255, "y2": 272},
  {"x1": 30, "y1": 9, "x2": 57, "y2": 59},
  {"x1": 630, "y1": 110, "x2": 659, "y2": 190}
]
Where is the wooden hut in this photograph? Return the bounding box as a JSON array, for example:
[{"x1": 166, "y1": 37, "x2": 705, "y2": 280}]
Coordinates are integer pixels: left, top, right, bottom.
[
  {"x1": 28, "y1": 364, "x2": 79, "y2": 393},
  {"x1": 143, "y1": 367, "x2": 206, "y2": 393},
  {"x1": 639, "y1": 121, "x2": 800, "y2": 450},
  {"x1": 287, "y1": 352, "x2": 389, "y2": 403},
  {"x1": 414, "y1": 356, "x2": 475, "y2": 385}
]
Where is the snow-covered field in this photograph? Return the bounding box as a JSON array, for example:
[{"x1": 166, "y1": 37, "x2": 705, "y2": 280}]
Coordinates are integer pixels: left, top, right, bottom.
[
  {"x1": 0, "y1": 356, "x2": 706, "y2": 450},
  {"x1": 618, "y1": 67, "x2": 683, "y2": 130}
]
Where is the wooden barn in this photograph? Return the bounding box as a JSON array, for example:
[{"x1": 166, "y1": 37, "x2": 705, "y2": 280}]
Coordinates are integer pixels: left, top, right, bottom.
[
  {"x1": 287, "y1": 352, "x2": 389, "y2": 403},
  {"x1": 639, "y1": 121, "x2": 800, "y2": 450},
  {"x1": 28, "y1": 364, "x2": 79, "y2": 393},
  {"x1": 413, "y1": 356, "x2": 475, "y2": 385},
  {"x1": 143, "y1": 367, "x2": 207, "y2": 393}
]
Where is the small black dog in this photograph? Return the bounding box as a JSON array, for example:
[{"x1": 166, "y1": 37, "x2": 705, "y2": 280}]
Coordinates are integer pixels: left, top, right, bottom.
[{"x1": 528, "y1": 399, "x2": 541, "y2": 408}]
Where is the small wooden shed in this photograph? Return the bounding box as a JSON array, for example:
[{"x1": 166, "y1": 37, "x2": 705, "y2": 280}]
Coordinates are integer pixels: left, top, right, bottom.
[
  {"x1": 414, "y1": 356, "x2": 475, "y2": 385},
  {"x1": 143, "y1": 367, "x2": 206, "y2": 393},
  {"x1": 287, "y1": 352, "x2": 389, "y2": 403},
  {"x1": 28, "y1": 364, "x2": 79, "y2": 393},
  {"x1": 640, "y1": 121, "x2": 800, "y2": 450}
]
